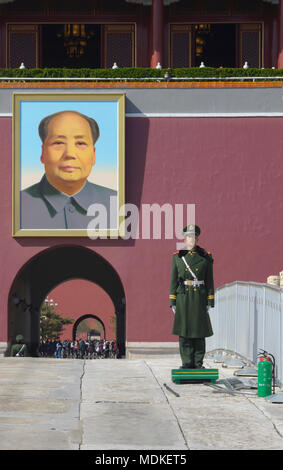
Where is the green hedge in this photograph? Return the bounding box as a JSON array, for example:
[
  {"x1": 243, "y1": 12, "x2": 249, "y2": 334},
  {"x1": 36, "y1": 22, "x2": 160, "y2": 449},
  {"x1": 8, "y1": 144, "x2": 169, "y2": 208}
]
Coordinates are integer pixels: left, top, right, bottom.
[{"x1": 1, "y1": 67, "x2": 283, "y2": 80}]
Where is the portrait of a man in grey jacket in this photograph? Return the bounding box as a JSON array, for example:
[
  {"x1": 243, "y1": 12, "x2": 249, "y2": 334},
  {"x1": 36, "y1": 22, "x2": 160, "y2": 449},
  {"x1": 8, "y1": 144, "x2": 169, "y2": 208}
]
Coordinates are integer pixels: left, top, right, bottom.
[{"x1": 20, "y1": 110, "x2": 117, "y2": 230}]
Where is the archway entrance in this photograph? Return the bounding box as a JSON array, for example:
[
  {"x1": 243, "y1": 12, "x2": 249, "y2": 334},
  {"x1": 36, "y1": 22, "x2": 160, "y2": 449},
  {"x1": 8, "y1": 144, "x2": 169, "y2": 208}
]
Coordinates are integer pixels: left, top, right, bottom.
[
  {"x1": 72, "y1": 314, "x2": 106, "y2": 342},
  {"x1": 43, "y1": 279, "x2": 116, "y2": 343},
  {"x1": 8, "y1": 246, "x2": 126, "y2": 357}
]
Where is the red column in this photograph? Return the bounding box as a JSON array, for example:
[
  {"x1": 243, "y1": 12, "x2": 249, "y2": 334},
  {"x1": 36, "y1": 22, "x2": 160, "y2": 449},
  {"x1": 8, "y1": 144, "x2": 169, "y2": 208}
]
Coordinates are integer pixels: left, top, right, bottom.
[
  {"x1": 150, "y1": 0, "x2": 164, "y2": 68},
  {"x1": 272, "y1": 14, "x2": 278, "y2": 68},
  {"x1": 277, "y1": 0, "x2": 283, "y2": 67}
]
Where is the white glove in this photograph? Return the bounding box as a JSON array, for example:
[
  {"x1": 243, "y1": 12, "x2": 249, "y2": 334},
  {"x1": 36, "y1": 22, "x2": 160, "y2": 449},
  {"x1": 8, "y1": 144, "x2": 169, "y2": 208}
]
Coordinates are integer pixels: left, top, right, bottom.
[
  {"x1": 207, "y1": 305, "x2": 211, "y2": 313},
  {"x1": 171, "y1": 306, "x2": 176, "y2": 314}
]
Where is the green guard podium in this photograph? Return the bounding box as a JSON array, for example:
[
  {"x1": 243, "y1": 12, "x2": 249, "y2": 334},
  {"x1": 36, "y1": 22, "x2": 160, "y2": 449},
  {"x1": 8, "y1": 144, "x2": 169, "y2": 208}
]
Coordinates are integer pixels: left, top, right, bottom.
[{"x1": 171, "y1": 368, "x2": 219, "y2": 384}]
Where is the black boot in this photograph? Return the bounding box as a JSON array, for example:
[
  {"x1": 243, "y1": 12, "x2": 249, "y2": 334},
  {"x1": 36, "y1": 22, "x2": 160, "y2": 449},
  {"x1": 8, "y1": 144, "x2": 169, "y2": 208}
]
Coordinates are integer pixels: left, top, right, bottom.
[{"x1": 179, "y1": 363, "x2": 194, "y2": 369}]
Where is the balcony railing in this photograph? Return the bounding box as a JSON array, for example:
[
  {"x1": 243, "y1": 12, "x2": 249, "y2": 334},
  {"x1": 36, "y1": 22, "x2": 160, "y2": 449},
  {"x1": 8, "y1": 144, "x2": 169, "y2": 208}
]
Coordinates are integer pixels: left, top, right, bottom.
[{"x1": 2, "y1": 67, "x2": 283, "y2": 82}]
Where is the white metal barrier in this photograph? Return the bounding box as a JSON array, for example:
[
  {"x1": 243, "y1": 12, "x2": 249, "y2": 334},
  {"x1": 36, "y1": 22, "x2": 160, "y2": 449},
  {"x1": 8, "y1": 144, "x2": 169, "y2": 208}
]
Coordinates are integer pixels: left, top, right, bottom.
[{"x1": 206, "y1": 281, "x2": 283, "y2": 385}]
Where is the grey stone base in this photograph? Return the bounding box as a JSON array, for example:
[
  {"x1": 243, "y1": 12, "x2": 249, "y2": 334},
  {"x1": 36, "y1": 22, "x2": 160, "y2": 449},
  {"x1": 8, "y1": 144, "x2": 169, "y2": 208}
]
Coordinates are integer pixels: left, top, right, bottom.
[
  {"x1": 0, "y1": 343, "x2": 8, "y2": 357},
  {"x1": 126, "y1": 342, "x2": 179, "y2": 359}
]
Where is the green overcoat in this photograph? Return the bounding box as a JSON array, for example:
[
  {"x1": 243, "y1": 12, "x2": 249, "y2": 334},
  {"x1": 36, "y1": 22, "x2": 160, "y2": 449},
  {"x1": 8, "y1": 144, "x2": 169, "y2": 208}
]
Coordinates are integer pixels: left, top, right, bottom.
[
  {"x1": 169, "y1": 246, "x2": 214, "y2": 338},
  {"x1": 10, "y1": 343, "x2": 28, "y2": 357}
]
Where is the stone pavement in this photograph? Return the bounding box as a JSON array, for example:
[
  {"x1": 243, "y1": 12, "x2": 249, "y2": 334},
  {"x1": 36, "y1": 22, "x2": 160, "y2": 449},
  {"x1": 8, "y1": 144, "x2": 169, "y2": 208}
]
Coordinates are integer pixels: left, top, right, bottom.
[{"x1": 0, "y1": 355, "x2": 283, "y2": 450}]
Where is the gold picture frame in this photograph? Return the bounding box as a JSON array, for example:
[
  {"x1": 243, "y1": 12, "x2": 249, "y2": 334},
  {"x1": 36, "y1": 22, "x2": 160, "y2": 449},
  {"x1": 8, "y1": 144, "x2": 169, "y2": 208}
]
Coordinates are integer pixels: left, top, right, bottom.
[{"x1": 12, "y1": 92, "x2": 125, "y2": 237}]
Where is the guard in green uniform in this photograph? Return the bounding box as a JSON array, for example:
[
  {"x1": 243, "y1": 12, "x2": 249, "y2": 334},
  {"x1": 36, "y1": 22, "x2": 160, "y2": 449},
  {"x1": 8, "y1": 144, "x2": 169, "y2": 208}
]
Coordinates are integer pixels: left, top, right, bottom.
[
  {"x1": 10, "y1": 334, "x2": 28, "y2": 357},
  {"x1": 169, "y1": 224, "x2": 214, "y2": 369}
]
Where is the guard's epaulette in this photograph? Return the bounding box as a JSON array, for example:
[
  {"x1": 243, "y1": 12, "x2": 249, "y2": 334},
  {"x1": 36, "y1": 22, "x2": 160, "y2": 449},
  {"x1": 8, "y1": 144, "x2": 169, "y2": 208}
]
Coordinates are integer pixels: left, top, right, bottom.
[
  {"x1": 196, "y1": 246, "x2": 214, "y2": 263},
  {"x1": 206, "y1": 252, "x2": 214, "y2": 263}
]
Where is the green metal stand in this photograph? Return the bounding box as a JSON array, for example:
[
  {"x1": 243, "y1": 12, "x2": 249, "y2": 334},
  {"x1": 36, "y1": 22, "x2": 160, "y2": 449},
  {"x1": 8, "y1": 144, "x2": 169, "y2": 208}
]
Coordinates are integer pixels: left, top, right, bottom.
[{"x1": 171, "y1": 368, "x2": 219, "y2": 384}]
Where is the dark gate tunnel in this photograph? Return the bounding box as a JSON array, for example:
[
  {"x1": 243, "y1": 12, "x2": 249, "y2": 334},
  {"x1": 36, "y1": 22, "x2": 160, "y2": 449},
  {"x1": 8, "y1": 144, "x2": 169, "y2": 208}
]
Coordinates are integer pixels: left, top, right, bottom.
[
  {"x1": 72, "y1": 314, "x2": 106, "y2": 342},
  {"x1": 8, "y1": 245, "x2": 126, "y2": 357}
]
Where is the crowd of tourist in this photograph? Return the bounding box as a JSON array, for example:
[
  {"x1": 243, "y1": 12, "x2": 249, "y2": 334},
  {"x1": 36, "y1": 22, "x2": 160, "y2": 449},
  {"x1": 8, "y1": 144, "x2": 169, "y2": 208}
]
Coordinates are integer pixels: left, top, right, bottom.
[{"x1": 38, "y1": 338, "x2": 118, "y2": 359}]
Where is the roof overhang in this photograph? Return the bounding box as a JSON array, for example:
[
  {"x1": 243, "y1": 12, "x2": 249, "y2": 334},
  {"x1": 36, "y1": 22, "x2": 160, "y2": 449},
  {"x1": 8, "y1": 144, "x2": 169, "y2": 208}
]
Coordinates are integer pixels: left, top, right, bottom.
[
  {"x1": 125, "y1": 0, "x2": 279, "y2": 4},
  {"x1": 125, "y1": 0, "x2": 180, "y2": 5}
]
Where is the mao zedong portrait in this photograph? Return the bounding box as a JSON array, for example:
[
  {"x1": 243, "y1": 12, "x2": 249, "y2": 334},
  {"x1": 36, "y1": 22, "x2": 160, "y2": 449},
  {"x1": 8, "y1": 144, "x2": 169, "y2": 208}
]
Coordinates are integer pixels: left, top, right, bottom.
[{"x1": 20, "y1": 110, "x2": 117, "y2": 230}]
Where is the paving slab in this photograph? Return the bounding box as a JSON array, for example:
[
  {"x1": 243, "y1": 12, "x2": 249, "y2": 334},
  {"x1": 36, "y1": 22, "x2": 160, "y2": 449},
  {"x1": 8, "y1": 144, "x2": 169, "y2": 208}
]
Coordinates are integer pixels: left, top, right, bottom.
[
  {"x1": 82, "y1": 360, "x2": 166, "y2": 404},
  {"x1": 1, "y1": 355, "x2": 283, "y2": 450},
  {"x1": 143, "y1": 357, "x2": 283, "y2": 450},
  {"x1": 80, "y1": 402, "x2": 186, "y2": 450},
  {"x1": 0, "y1": 358, "x2": 83, "y2": 450}
]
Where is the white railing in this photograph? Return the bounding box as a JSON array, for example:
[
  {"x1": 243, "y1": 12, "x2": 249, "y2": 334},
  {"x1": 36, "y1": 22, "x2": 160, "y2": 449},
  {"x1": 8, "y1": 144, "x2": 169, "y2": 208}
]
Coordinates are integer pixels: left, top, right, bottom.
[{"x1": 206, "y1": 281, "x2": 283, "y2": 385}]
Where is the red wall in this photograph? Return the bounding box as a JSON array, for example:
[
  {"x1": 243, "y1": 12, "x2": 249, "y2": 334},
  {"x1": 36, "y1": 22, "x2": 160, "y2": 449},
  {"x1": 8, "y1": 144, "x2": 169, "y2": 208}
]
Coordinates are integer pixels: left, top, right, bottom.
[
  {"x1": 2, "y1": 115, "x2": 283, "y2": 343},
  {"x1": 47, "y1": 280, "x2": 115, "y2": 341}
]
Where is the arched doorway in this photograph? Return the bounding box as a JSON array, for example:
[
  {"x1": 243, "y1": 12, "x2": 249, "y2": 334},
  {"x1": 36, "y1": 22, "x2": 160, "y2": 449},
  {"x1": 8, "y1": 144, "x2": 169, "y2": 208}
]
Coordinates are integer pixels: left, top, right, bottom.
[
  {"x1": 8, "y1": 245, "x2": 126, "y2": 357},
  {"x1": 45, "y1": 279, "x2": 116, "y2": 342},
  {"x1": 72, "y1": 314, "x2": 106, "y2": 342}
]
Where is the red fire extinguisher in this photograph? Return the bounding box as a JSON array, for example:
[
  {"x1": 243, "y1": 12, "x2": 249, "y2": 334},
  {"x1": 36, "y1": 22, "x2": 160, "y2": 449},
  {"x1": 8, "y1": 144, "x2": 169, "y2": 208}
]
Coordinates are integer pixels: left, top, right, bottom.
[{"x1": 257, "y1": 349, "x2": 276, "y2": 397}]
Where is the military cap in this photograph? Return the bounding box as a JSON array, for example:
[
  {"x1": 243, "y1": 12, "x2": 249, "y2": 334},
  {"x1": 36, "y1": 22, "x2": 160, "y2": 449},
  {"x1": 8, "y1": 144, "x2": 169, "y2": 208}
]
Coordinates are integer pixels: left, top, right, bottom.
[
  {"x1": 16, "y1": 334, "x2": 24, "y2": 341},
  {"x1": 182, "y1": 224, "x2": 201, "y2": 237}
]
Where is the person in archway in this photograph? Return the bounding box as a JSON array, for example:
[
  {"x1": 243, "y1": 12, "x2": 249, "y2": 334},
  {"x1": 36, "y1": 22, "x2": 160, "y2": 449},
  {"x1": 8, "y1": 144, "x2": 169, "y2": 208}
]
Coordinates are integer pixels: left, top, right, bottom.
[
  {"x1": 10, "y1": 334, "x2": 28, "y2": 357},
  {"x1": 20, "y1": 110, "x2": 117, "y2": 230},
  {"x1": 56, "y1": 340, "x2": 63, "y2": 358},
  {"x1": 169, "y1": 224, "x2": 214, "y2": 369},
  {"x1": 78, "y1": 338, "x2": 86, "y2": 359}
]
